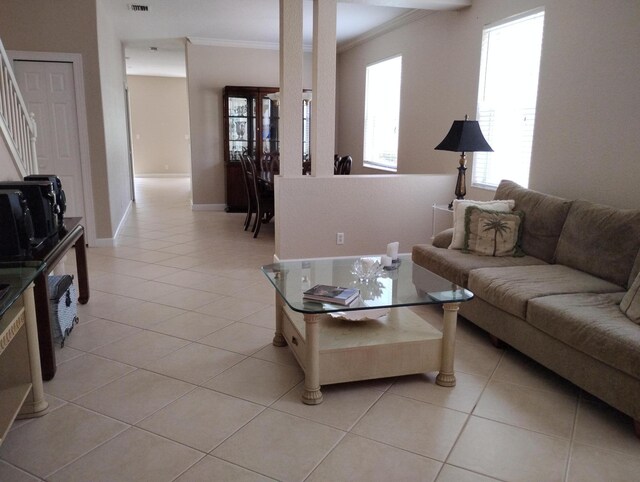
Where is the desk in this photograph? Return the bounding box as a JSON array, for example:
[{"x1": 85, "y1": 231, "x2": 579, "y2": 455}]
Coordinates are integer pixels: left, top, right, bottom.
[
  {"x1": 0, "y1": 262, "x2": 49, "y2": 446},
  {"x1": 31, "y1": 217, "x2": 89, "y2": 380}
]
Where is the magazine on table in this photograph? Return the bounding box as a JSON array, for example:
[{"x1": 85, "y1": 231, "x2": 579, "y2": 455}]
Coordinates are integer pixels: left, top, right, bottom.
[{"x1": 303, "y1": 284, "x2": 360, "y2": 305}]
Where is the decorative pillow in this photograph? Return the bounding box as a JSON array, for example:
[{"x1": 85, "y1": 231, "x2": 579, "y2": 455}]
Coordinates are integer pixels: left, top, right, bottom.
[
  {"x1": 463, "y1": 207, "x2": 525, "y2": 257},
  {"x1": 448, "y1": 199, "x2": 515, "y2": 250},
  {"x1": 620, "y1": 272, "x2": 640, "y2": 322}
]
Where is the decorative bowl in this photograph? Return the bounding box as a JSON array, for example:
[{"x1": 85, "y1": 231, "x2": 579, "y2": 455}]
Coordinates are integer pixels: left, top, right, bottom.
[{"x1": 351, "y1": 258, "x2": 384, "y2": 282}]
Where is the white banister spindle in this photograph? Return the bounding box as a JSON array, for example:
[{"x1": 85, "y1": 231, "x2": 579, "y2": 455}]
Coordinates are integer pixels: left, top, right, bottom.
[{"x1": 0, "y1": 37, "x2": 38, "y2": 176}]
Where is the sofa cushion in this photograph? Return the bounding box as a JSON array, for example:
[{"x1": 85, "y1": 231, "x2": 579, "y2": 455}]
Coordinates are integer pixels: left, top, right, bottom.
[
  {"x1": 463, "y1": 207, "x2": 524, "y2": 257},
  {"x1": 527, "y1": 292, "x2": 640, "y2": 380},
  {"x1": 412, "y1": 244, "x2": 546, "y2": 288},
  {"x1": 620, "y1": 272, "x2": 640, "y2": 322},
  {"x1": 449, "y1": 199, "x2": 515, "y2": 250},
  {"x1": 432, "y1": 228, "x2": 454, "y2": 249},
  {"x1": 468, "y1": 265, "x2": 624, "y2": 319},
  {"x1": 494, "y1": 180, "x2": 572, "y2": 263},
  {"x1": 554, "y1": 200, "x2": 640, "y2": 288}
]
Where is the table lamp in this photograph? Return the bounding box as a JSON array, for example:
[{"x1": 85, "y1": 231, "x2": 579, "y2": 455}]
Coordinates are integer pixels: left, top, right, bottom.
[{"x1": 435, "y1": 115, "x2": 493, "y2": 208}]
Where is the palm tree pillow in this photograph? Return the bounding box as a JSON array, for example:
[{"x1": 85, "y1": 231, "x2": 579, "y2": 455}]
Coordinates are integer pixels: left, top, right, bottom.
[{"x1": 463, "y1": 206, "x2": 525, "y2": 257}]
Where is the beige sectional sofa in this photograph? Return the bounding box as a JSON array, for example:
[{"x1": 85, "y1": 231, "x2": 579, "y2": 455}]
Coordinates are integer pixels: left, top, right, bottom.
[{"x1": 412, "y1": 180, "x2": 640, "y2": 432}]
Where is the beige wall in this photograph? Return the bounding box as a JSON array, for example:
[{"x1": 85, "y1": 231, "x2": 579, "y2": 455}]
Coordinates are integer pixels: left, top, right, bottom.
[
  {"x1": 336, "y1": 0, "x2": 640, "y2": 209},
  {"x1": 186, "y1": 43, "x2": 312, "y2": 207},
  {"x1": 127, "y1": 76, "x2": 191, "y2": 176},
  {"x1": 96, "y1": 1, "x2": 133, "y2": 239},
  {"x1": 0, "y1": 0, "x2": 117, "y2": 238}
]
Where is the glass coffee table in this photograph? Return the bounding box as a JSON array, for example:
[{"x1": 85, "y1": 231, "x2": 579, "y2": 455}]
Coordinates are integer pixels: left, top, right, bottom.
[{"x1": 261, "y1": 255, "x2": 473, "y2": 404}]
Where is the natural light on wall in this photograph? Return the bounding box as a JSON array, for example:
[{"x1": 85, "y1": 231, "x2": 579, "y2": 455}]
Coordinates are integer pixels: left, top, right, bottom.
[
  {"x1": 472, "y1": 9, "x2": 545, "y2": 189},
  {"x1": 363, "y1": 55, "x2": 402, "y2": 171}
]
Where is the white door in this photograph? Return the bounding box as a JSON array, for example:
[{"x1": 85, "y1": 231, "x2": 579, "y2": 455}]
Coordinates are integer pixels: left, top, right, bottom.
[{"x1": 13, "y1": 60, "x2": 86, "y2": 220}]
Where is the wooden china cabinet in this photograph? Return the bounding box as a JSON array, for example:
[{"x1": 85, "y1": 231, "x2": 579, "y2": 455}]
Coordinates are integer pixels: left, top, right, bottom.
[{"x1": 223, "y1": 86, "x2": 279, "y2": 212}]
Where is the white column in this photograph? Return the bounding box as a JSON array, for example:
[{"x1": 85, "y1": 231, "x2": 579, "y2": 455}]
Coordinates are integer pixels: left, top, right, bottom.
[
  {"x1": 279, "y1": 0, "x2": 304, "y2": 177},
  {"x1": 311, "y1": 0, "x2": 337, "y2": 177}
]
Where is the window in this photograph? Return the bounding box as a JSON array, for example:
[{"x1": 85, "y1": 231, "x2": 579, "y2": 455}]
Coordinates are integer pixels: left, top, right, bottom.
[
  {"x1": 472, "y1": 9, "x2": 545, "y2": 189},
  {"x1": 363, "y1": 55, "x2": 402, "y2": 171}
]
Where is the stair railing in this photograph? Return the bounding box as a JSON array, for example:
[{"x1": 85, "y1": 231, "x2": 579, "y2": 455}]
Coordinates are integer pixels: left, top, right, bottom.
[{"x1": 0, "y1": 38, "x2": 38, "y2": 176}]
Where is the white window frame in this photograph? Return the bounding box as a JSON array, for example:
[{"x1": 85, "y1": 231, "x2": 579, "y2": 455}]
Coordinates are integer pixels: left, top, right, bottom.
[
  {"x1": 363, "y1": 55, "x2": 402, "y2": 172},
  {"x1": 472, "y1": 8, "x2": 545, "y2": 190}
]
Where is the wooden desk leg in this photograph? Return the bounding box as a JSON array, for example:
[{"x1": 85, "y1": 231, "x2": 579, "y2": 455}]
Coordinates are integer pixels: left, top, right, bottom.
[
  {"x1": 33, "y1": 273, "x2": 57, "y2": 381},
  {"x1": 272, "y1": 294, "x2": 286, "y2": 347},
  {"x1": 301, "y1": 314, "x2": 323, "y2": 405},
  {"x1": 75, "y1": 230, "x2": 90, "y2": 304},
  {"x1": 18, "y1": 285, "x2": 49, "y2": 418},
  {"x1": 436, "y1": 302, "x2": 459, "y2": 387}
]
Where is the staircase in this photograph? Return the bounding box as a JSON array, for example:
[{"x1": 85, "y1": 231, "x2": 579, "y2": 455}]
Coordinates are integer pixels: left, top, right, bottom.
[{"x1": 0, "y1": 38, "x2": 37, "y2": 177}]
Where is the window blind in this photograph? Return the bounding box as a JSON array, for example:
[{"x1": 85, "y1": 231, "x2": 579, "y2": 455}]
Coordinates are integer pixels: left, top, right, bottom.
[{"x1": 472, "y1": 9, "x2": 545, "y2": 189}]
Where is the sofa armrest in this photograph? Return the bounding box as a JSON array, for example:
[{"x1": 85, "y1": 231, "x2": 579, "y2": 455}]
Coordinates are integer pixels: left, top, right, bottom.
[{"x1": 432, "y1": 228, "x2": 454, "y2": 248}]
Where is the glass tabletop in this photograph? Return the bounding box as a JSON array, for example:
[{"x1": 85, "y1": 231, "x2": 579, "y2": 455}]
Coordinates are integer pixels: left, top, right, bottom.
[
  {"x1": 261, "y1": 254, "x2": 473, "y2": 314},
  {"x1": 0, "y1": 260, "x2": 45, "y2": 320}
]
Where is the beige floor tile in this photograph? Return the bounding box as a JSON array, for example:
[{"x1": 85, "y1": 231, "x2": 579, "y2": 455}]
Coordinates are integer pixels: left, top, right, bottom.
[
  {"x1": 54, "y1": 344, "x2": 84, "y2": 364},
  {"x1": 142, "y1": 342, "x2": 245, "y2": 385},
  {"x1": 121, "y1": 263, "x2": 182, "y2": 281},
  {"x1": 251, "y1": 343, "x2": 300, "y2": 367},
  {"x1": 448, "y1": 416, "x2": 570, "y2": 482},
  {"x1": 273, "y1": 382, "x2": 383, "y2": 430},
  {"x1": 389, "y1": 371, "x2": 488, "y2": 413},
  {"x1": 104, "y1": 301, "x2": 186, "y2": 328},
  {"x1": 175, "y1": 455, "x2": 276, "y2": 482},
  {"x1": 93, "y1": 330, "x2": 189, "y2": 367},
  {"x1": 436, "y1": 465, "x2": 501, "y2": 482},
  {"x1": 118, "y1": 279, "x2": 180, "y2": 301},
  {"x1": 44, "y1": 353, "x2": 135, "y2": 401},
  {"x1": 573, "y1": 399, "x2": 640, "y2": 457},
  {"x1": 198, "y1": 321, "x2": 273, "y2": 355},
  {"x1": 196, "y1": 296, "x2": 270, "y2": 321},
  {"x1": 455, "y1": 339, "x2": 504, "y2": 378},
  {"x1": 0, "y1": 404, "x2": 127, "y2": 478},
  {"x1": 205, "y1": 357, "x2": 303, "y2": 406},
  {"x1": 74, "y1": 369, "x2": 195, "y2": 424},
  {"x1": 307, "y1": 433, "x2": 442, "y2": 482},
  {"x1": 352, "y1": 393, "x2": 467, "y2": 461},
  {"x1": 492, "y1": 348, "x2": 579, "y2": 395},
  {"x1": 241, "y1": 306, "x2": 277, "y2": 329},
  {"x1": 90, "y1": 272, "x2": 141, "y2": 295},
  {"x1": 150, "y1": 286, "x2": 226, "y2": 310},
  {"x1": 66, "y1": 318, "x2": 141, "y2": 352},
  {"x1": 0, "y1": 460, "x2": 40, "y2": 481},
  {"x1": 76, "y1": 290, "x2": 143, "y2": 319},
  {"x1": 567, "y1": 442, "x2": 640, "y2": 482},
  {"x1": 48, "y1": 427, "x2": 203, "y2": 482},
  {"x1": 156, "y1": 255, "x2": 207, "y2": 269},
  {"x1": 473, "y1": 379, "x2": 577, "y2": 438},
  {"x1": 137, "y1": 387, "x2": 264, "y2": 452},
  {"x1": 150, "y1": 311, "x2": 234, "y2": 341},
  {"x1": 212, "y1": 409, "x2": 344, "y2": 481}
]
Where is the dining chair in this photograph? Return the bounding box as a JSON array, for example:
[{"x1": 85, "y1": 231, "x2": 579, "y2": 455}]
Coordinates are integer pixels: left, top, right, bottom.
[
  {"x1": 245, "y1": 155, "x2": 275, "y2": 238},
  {"x1": 336, "y1": 155, "x2": 352, "y2": 175},
  {"x1": 239, "y1": 152, "x2": 256, "y2": 231}
]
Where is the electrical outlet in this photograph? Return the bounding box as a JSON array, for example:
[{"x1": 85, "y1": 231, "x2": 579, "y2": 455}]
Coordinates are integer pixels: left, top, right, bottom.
[{"x1": 336, "y1": 232, "x2": 344, "y2": 245}]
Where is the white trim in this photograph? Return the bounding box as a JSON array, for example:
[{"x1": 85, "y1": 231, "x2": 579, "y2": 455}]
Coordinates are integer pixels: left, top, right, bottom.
[
  {"x1": 113, "y1": 199, "x2": 132, "y2": 239},
  {"x1": 93, "y1": 237, "x2": 115, "y2": 248},
  {"x1": 134, "y1": 173, "x2": 190, "y2": 178},
  {"x1": 484, "y1": 6, "x2": 545, "y2": 31},
  {"x1": 188, "y1": 36, "x2": 313, "y2": 53},
  {"x1": 8, "y1": 50, "x2": 98, "y2": 247},
  {"x1": 191, "y1": 203, "x2": 226, "y2": 211},
  {"x1": 273, "y1": 252, "x2": 411, "y2": 263},
  {"x1": 338, "y1": 10, "x2": 432, "y2": 53}
]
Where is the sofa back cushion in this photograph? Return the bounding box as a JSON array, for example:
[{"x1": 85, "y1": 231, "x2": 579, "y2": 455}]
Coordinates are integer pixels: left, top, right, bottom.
[
  {"x1": 555, "y1": 200, "x2": 640, "y2": 288},
  {"x1": 494, "y1": 180, "x2": 572, "y2": 263}
]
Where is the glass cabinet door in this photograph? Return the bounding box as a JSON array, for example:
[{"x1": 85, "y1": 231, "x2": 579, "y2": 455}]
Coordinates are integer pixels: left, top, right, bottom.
[
  {"x1": 261, "y1": 96, "x2": 279, "y2": 155},
  {"x1": 228, "y1": 96, "x2": 257, "y2": 161}
]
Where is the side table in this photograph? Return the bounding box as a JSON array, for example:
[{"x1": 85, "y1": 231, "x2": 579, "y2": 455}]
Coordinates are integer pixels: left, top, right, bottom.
[{"x1": 432, "y1": 204, "x2": 453, "y2": 239}]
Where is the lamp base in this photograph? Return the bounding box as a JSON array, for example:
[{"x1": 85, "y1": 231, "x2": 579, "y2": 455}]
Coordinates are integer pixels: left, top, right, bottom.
[{"x1": 449, "y1": 154, "x2": 467, "y2": 209}]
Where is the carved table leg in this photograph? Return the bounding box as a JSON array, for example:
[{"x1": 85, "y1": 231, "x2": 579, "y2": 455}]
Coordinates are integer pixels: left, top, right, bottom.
[
  {"x1": 436, "y1": 302, "x2": 459, "y2": 387},
  {"x1": 301, "y1": 314, "x2": 323, "y2": 404},
  {"x1": 272, "y1": 293, "x2": 286, "y2": 347}
]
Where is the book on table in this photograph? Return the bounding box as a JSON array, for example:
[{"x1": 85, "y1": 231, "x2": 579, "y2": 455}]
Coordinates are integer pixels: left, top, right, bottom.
[{"x1": 303, "y1": 284, "x2": 360, "y2": 305}]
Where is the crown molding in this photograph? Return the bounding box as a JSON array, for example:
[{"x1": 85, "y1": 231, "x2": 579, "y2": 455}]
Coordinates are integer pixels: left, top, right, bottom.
[
  {"x1": 337, "y1": 9, "x2": 434, "y2": 53},
  {"x1": 187, "y1": 37, "x2": 313, "y2": 52}
]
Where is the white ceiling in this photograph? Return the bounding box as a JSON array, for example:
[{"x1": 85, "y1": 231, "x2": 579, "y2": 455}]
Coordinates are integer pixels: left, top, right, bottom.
[{"x1": 103, "y1": 0, "x2": 470, "y2": 77}]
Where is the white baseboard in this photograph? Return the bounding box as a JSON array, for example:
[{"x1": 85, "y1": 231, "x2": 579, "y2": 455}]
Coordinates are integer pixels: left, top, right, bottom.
[
  {"x1": 92, "y1": 199, "x2": 133, "y2": 247},
  {"x1": 134, "y1": 173, "x2": 190, "y2": 178},
  {"x1": 191, "y1": 203, "x2": 226, "y2": 211}
]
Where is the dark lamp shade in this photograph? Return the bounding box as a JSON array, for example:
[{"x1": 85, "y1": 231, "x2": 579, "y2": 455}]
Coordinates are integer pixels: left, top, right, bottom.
[{"x1": 435, "y1": 120, "x2": 493, "y2": 153}]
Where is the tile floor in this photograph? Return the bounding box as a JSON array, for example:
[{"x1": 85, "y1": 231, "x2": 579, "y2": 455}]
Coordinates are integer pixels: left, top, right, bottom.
[{"x1": 1, "y1": 177, "x2": 639, "y2": 481}]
